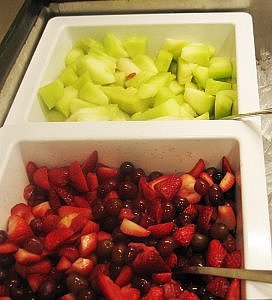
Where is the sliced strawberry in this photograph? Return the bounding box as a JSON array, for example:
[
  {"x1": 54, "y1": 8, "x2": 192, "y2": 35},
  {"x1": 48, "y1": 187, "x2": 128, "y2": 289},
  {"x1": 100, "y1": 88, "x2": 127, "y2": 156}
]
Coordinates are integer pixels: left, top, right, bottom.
[
  {"x1": 115, "y1": 265, "x2": 133, "y2": 287},
  {"x1": 197, "y1": 206, "x2": 217, "y2": 233},
  {"x1": 69, "y1": 161, "x2": 89, "y2": 192},
  {"x1": 206, "y1": 276, "x2": 230, "y2": 298},
  {"x1": 58, "y1": 246, "x2": 79, "y2": 262},
  {"x1": 142, "y1": 286, "x2": 164, "y2": 300},
  {"x1": 223, "y1": 234, "x2": 236, "y2": 253},
  {"x1": 154, "y1": 175, "x2": 181, "y2": 201},
  {"x1": 223, "y1": 250, "x2": 242, "y2": 268},
  {"x1": 139, "y1": 176, "x2": 159, "y2": 201},
  {"x1": 165, "y1": 253, "x2": 178, "y2": 269},
  {"x1": 26, "y1": 161, "x2": 38, "y2": 183},
  {"x1": 74, "y1": 195, "x2": 90, "y2": 208},
  {"x1": 89, "y1": 263, "x2": 110, "y2": 281},
  {"x1": 70, "y1": 214, "x2": 89, "y2": 232},
  {"x1": 42, "y1": 214, "x2": 61, "y2": 233},
  {"x1": 0, "y1": 242, "x2": 18, "y2": 254},
  {"x1": 32, "y1": 201, "x2": 51, "y2": 218},
  {"x1": 178, "y1": 174, "x2": 201, "y2": 204},
  {"x1": 132, "y1": 246, "x2": 170, "y2": 275},
  {"x1": 81, "y1": 220, "x2": 100, "y2": 235},
  {"x1": 152, "y1": 272, "x2": 172, "y2": 284},
  {"x1": 27, "y1": 259, "x2": 52, "y2": 275},
  {"x1": 48, "y1": 166, "x2": 69, "y2": 187},
  {"x1": 189, "y1": 159, "x2": 205, "y2": 178},
  {"x1": 7, "y1": 215, "x2": 33, "y2": 244},
  {"x1": 96, "y1": 166, "x2": 119, "y2": 183},
  {"x1": 33, "y1": 166, "x2": 51, "y2": 190},
  {"x1": 79, "y1": 232, "x2": 97, "y2": 257},
  {"x1": 44, "y1": 228, "x2": 74, "y2": 251},
  {"x1": 199, "y1": 171, "x2": 214, "y2": 186},
  {"x1": 162, "y1": 279, "x2": 182, "y2": 298},
  {"x1": 56, "y1": 255, "x2": 72, "y2": 272},
  {"x1": 120, "y1": 218, "x2": 150, "y2": 237},
  {"x1": 206, "y1": 239, "x2": 227, "y2": 267},
  {"x1": 179, "y1": 290, "x2": 200, "y2": 300},
  {"x1": 120, "y1": 285, "x2": 140, "y2": 300},
  {"x1": 59, "y1": 294, "x2": 76, "y2": 300},
  {"x1": 27, "y1": 273, "x2": 46, "y2": 292},
  {"x1": 97, "y1": 273, "x2": 124, "y2": 300},
  {"x1": 11, "y1": 203, "x2": 31, "y2": 218},
  {"x1": 147, "y1": 198, "x2": 163, "y2": 224},
  {"x1": 226, "y1": 279, "x2": 240, "y2": 300},
  {"x1": 86, "y1": 172, "x2": 99, "y2": 191},
  {"x1": 54, "y1": 185, "x2": 75, "y2": 205},
  {"x1": 97, "y1": 231, "x2": 113, "y2": 241},
  {"x1": 183, "y1": 204, "x2": 198, "y2": 220},
  {"x1": 147, "y1": 222, "x2": 174, "y2": 238},
  {"x1": 173, "y1": 223, "x2": 196, "y2": 247},
  {"x1": 118, "y1": 207, "x2": 135, "y2": 221},
  {"x1": 48, "y1": 189, "x2": 62, "y2": 209},
  {"x1": 219, "y1": 171, "x2": 235, "y2": 192},
  {"x1": 216, "y1": 203, "x2": 236, "y2": 230},
  {"x1": 81, "y1": 150, "x2": 98, "y2": 174},
  {"x1": 222, "y1": 156, "x2": 233, "y2": 174},
  {"x1": 14, "y1": 248, "x2": 42, "y2": 265},
  {"x1": 68, "y1": 257, "x2": 94, "y2": 276},
  {"x1": 58, "y1": 206, "x2": 92, "y2": 218}
]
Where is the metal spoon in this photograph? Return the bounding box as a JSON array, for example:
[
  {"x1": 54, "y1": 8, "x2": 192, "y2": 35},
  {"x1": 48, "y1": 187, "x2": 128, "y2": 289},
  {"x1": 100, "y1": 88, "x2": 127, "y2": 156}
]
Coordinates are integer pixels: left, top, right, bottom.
[
  {"x1": 180, "y1": 266, "x2": 272, "y2": 283},
  {"x1": 220, "y1": 108, "x2": 272, "y2": 120}
]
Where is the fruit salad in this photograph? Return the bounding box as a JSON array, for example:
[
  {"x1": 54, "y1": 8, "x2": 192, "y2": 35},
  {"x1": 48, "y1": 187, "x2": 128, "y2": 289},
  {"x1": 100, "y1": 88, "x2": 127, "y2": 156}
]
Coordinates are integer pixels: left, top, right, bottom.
[
  {"x1": 38, "y1": 33, "x2": 237, "y2": 122},
  {"x1": 0, "y1": 151, "x2": 241, "y2": 299}
]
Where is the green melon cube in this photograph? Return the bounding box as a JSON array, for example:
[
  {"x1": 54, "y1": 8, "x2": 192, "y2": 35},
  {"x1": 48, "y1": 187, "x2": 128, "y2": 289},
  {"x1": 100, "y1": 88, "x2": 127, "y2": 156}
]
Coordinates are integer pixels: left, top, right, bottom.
[
  {"x1": 153, "y1": 87, "x2": 176, "y2": 106},
  {"x1": 73, "y1": 71, "x2": 93, "y2": 90},
  {"x1": 123, "y1": 36, "x2": 147, "y2": 58},
  {"x1": 214, "y1": 90, "x2": 233, "y2": 119},
  {"x1": 177, "y1": 58, "x2": 195, "y2": 85},
  {"x1": 181, "y1": 43, "x2": 212, "y2": 66},
  {"x1": 194, "y1": 112, "x2": 210, "y2": 120},
  {"x1": 59, "y1": 66, "x2": 78, "y2": 86},
  {"x1": 114, "y1": 71, "x2": 126, "y2": 87},
  {"x1": 102, "y1": 33, "x2": 129, "y2": 58},
  {"x1": 192, "y1": 65, "x2": 209, "y2": 89},
  {"x1": 54, "y1": 86, "x2": 78, "y2": 117},
  {"x1": 75, "y1": 37, "x2": 105, "y2": 54},
  {"x1": 162, "y1": 38, "x2": 191, "y2": 60},
  {"x1": 65, "y1": 48, "x2": 84, "y2": 66},
  {"x1": 155, "y1": 49, "x2": 173, "y2": 72},
  {"x1": 205, "y1": 78, "x2": 232, "y2": 95},
  {"x1": 125, "y1": 71, "x2": 153, "y2": 88},
  {"x1": 180, "y1": 102, "x2": 197, "y2": 117},
  {"x1": 38, "y1": 79, "x2": 64, "y2": 110},
  {"x1": 209, "y1": 57, "x2": 232, "y2": 79},
  {"x1": 78, "y1": 82, "x2": 109, "y2": 106},
  {"x1": 117, "y1": 58, "x2": 141, "y2": 76},
  {"x1": 70, "y1": 98, "x2": 96, "y2": 114},
  {"x1": 168, "y1": 80, "x2": 184, "y2": 95},
  {"x1": 133, "y1": 54, "x2": 158, "y2": 73}
]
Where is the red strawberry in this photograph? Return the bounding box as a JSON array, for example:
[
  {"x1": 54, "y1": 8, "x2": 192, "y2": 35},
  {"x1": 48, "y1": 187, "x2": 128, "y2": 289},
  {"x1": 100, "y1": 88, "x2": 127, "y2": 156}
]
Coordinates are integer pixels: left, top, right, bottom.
[
  {"x1": 152, "y1": 272, "x2": 172, "y2": 284},
  {"x1": 81, "y1": 220, "x2": 100, "y2": 235},
  {"x1": 23, "y1": 259, "x2": 52, "y2": 275},
  {"x1": 147, "y1": 198, "x2": 163, "y2": 224},
  {"x1": 120, "y1": 218, "x2": 150, "y2": 237},
  {"x1": 33, "y1": 167, "x2": 51, "y2": 190},
  {"x1": 69, "y1": 161, "x2": 89, "y2": 192},
  {"x1": 26, "y1": 161, "x2": 38, "y2": 183},
  {"x1": 179, "y1": 290, "x2": 200, "y2": 300},
  {"x1": 14, "y1": 248, "x2": 42, "y2": 265},
  {"x1": 89, "y1": 263, "x2": 110, "y2": 281},
  {"x1": 189, "y1": 159, "x2": 205, "y2": 178},
  {"x1": 197, "y1": 206, "x2": 216, "y2": 233},
  {"x1": 59, "y1": 294, "x2": 76, "y2": 300},
  {"x1": 48, "y1": 189, "x2": 62, "y2": 209},
  {"x1": 58, "y1": 246, "x2": 79, "y2": 262},
  {"x1": 222, "y1": 156, "x2": 233, "y2": 174},
  {"x1": 178, "y1": 174, "x2": 201, "y2": 204},
  {"x1": 0, "y1": 242, "x2": 18, "y2": 254},
  {"x1": 58, "y1": 213, "x2": 78, "y2": 229},
  {"x1": 73, "y1": 196, "x2": 89, "y2": 208},
  {"x1": 27, "y1": 273, "x2": 46, "y2": 292},
  {"x1": 97, "y1": 231, "x2": 113, "y2": 241},
  {"x1": 223, "y1": 250, "x2": 242, "y2": 268},
  {"x1": 216, "y1": 203, "x2": 236, "y2": 230},
  {"x1": 173, "y1": 224, "x2": 196, "y2": 247},
  {"x1": 223, "y1": 234, "x2": 236, "y2": 252},
  {"x1": 142, "y1": 286, "x2": 164, "y2": 300},
  {"x1": 206, "y1": 239, "x2": 227, "y2": 267},
  {"x1": 199, "y1": 171, "x2": 214, "y2": 186},
  {"x1": 226, "y1": 279, "x2": 240, "y2": 300},
  {"x1": 56, "y1": 255, "x2": 72, "y2": 271},
  {"x1": 81, "y1": 150, "x2": 98, "y2": 174},
  {"x1": 118, "y1": 207, "x2": 134, "y2": 221},
  {"x1": 139, "y1": 176, "x2": 160, "y2": 201},
  {"x1": 120, "y1": 285, "x2": 140, "y2": 300},
  {"x1": 219, "y1": 171, "x2": 235, "y2": 192},
  {"x1": 115, "y1": 265, "x2": 133, "y2": 287},
  {"x1": 86, "y1": 172, "x2": 99, "y2": 191},
  {"x1": 132, "y1": 246, "x2": 170, "y2": 275},
  {"x1": 54, "y1": 185, "x2": 75, "y2": 205},
  {"x1": 11, "y1": 203, "x2": 31, "y2": 218},
  {"x1": 70, "y1": 214, "x2": 88, "y2": 232},
  {"x1": 96, "y1": 166, "x2": 119, "y2": 183},
  {"x1": 97, "y1": 273, "x2": 124, "y2": 300},
  {"x1": 42, "y1": 214, "x2": 60, "y2": 233},
  {"x1": 68, "y1": 257, "x2": 94, "y2": 276},
  {"x1": 58, "y1": 206, "x2": 92, "y2": 218},
  {"x1": 32, "y1": 201, "x2": 51, "y2": 218},
  {"x1": 183, "y1": 204, "x2": 198, "y2": 219},
  {"x1": 163, "y1": 279, "x2": 182, "y2": 298},
  {"x1": 206, "y1": 276, "x2": 229, "y2": 298},
  {"x1": 154, "y1": 175, "x2": 181, "y2": 201},
  {"x1": 44, "y1": 228, "x2": 74, "y2": 251},
  {"x1": 165, "y1": 253, "x2": 178, "y2": 269},
  {"x1": 7, "y1": 215, "x2": 33, "y2": 244},
  {"x1": 147, "y1": 222, "x2": 174, "y2": 238},
  {"x1": 79, "y1": 233, "x2": 97, "y2": 257},
  {"x1": 48, "y1": 167, "x2": 69, "y2": 187}
]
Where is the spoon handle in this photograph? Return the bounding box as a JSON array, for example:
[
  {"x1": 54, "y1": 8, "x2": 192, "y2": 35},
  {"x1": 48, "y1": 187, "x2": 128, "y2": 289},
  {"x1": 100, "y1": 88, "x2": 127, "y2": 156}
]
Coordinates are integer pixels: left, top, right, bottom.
[
  {"x1": 181, "y1": 266, "x2": 272, "y2": 283},
  {"x1": 221, "y1": 108, "x2": 272, "y2": 120}
]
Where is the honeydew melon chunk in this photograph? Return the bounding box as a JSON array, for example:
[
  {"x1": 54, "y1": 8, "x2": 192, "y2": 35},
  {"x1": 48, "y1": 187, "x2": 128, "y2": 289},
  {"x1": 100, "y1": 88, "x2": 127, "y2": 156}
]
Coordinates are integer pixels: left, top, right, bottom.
[
  {"x1": 169, "y1": 61, "x2": 177, "y2": 75},
  {"x1": 73, "y1": 71, "x2": 93, "y2": 90},
  {"x1": 102, "y1": 33, "x2": 129, "y2": 58},
  {"x1": 123, "y1": 36, "x2": 147, "y2": 58},
  {"x1": 162, "y1": 38, "x2": 191, "y2": 60},
  {"x1": 192, "y1": 65, "x2": 209, "y2": 89},
  {"x1": 209, "y1": 57, "x2": 232, "y2": 79},
  {"x1": 117, "y1": 58, "x2": 141, "y2": 76},
  {"x1": 38, "y1": 79, "x2": 64, "y2": 110},
  {"x1": 181, "y1": 43, "x2": 212, "y2": 66},
  {"x1": 185, "y1": 81, "x2": 198, "y2": 90},
  {"x1": 102, "y1": 86, "x2": 149, "y2": 114},
  {"x1": 214, "y1": 90, "x2": 233, "y2": 119},
  {"x1": 75, "y1": 55, "x2": 115, "y2": 85},
  {"x1": 179, "y1": 105, "x2": 195, "y2": 120},
  {"x1": 177, "y1": 59, "x2": 196, "y2": 85},
  {"x1": 55, "y1": 86, "x2": 78, "y2": 117},
  {"x1": 67, "y1": 107, "x2": 110, "y2": 121},
  {"x1": 175, "y1": 94, "x2": 185, "y2": 105},
  {"x1": 46, "y1": 109, "x2": 66, "y2": 122},
  {"x1": 168, "y1": 80, "x2": 184, "y2": 95},
  {"x1": 155, "y1": 49, "x2": 173, "y2": 72},
  {"x1": 114, "y1": 71, "x2": 126, "y2": 87},
  {"x1": 180, "y1": 102, "x2": 197, "y2": 117},
  {"x1": 205, "y1": 78, "x2": 232, "y2": 95},
  {"x1": 184, "y1": 87, "x2": 214, "y2": 115},
  {"x1": 133, "y1": 54, "x2": 158, "y2": 73},
  {"x1": 65, "y1": 48, "x2": 84, "y2": 66},
  {"x1": 153, "y1": 86, "x2": 176, "y2": 106},
  {"x1": 195, "y1": 112, "x2": 210, "y2": 120},
  {"x1": 70, "y1": 98, "x2": 96, "y2": 114},
  {"x1": 59, "y1": 66, "x2": 78, "y2": 86},
  {"x1": 137, "y1": 72, "x2": 172, "y2": 99},
  {"x1": 87, "y1": 49, "x2": 116, "y2": 73},
  {"x1": 125, "y1": 71, "x2": 153, "y2": 88},
  {"x1": 131, "y1": 98, "x2": 181, "y2": 120},
  {"x1": 75, "y1": 37, "x2": 105, "y2": 54},
  {"x1": 78, "y1": 82, "x2": 109, "y2": 106}
]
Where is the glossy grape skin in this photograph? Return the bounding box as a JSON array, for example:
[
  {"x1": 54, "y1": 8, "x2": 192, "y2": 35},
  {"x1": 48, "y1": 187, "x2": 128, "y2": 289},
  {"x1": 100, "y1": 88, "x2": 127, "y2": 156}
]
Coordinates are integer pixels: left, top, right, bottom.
[
  {"x1": 210, "y1": 223, "x2": 229, "y2": 240},
  {"x1": 194, "y1": 178, "x2": 210, "y2": 195},
  {"x1": 208, "y1": 184, "x2": 224, "y2": 206},
  {"x1": 96, "y1": 239, "x2": 114, "y2": 259},
  {"x1": 118, "y1": 181, "x2": 138, "y2": 199},
  {"x1": 66, "y1": 273, "x2": 89, "y2": 295},
  {"x1": 190, "y1": 233, "x2": 209, "y2": 253}
]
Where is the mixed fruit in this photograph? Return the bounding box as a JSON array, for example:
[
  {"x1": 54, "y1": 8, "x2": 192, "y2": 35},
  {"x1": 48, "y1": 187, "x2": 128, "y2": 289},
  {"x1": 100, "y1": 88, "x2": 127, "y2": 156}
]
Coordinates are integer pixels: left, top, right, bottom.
[
  {"x1": 38, "y1": 33, "x2": 237, "y2": 121},
  {"x1": 0, "y1": 151, "x2": 241, "y2": 299}
]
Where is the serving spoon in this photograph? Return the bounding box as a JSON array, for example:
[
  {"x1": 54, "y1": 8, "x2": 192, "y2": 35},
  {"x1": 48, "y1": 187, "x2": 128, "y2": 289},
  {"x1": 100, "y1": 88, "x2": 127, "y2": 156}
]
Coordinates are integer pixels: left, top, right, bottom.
[
  {"x1": 180, "y1": 266, "x2": 272, "y2": 283},
  {"x1": 220, "y1": 108, "x2": 272, "y2": 120}
]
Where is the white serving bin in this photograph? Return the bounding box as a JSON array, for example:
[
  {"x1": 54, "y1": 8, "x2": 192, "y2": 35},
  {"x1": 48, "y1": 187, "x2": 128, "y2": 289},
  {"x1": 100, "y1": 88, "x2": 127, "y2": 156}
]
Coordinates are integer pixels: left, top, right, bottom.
[
  {"x1": 4, "y1": 12, "x2": 259, "y2": 123},
  {"x1": 0, "y1": 121, "x2": 271, "y2": 299}
]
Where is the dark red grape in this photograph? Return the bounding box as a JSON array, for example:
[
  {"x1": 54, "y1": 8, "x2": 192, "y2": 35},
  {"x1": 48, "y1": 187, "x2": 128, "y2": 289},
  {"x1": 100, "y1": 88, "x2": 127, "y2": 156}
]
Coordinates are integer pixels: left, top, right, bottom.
[
  {"x1": 96, "y1": 239, "x2": 114, "y2": 258},
  {"x1": 162, "y1": 202, "x2": 175, "y2": 222},
  {"x1": 118, "y1": 181, "x2": 138, "y2": 199},
  {"x1": 194, "y1": 178, "x2": 209, "y2": 195},
  {"x1": 66, "y1": 273, "x2": 89, "y2": 295},
  {"x1": 104, "y1": 198, "x2": 123, "y2": 216},
  {"x1": 131, "y1": 168, "x2": 145, "y2": 184},
  {"x1": 190, "y1": 233, "x2": 209, "y2": 253},
  {"x1": 210, "y1": 223, "x2": 229, "y2": 240},
  {"x1": 174, "y1": 196, "x2": 189, "y2": 213},
  {"x1": 208, "y1": 184, "x2": 224, "y2": 206},
  {"x1": 157, "y1": 236, "x2": 176, "y2": 257},
  {"x1": 119, "y1": 161, "x2": 135, "y2": 176},
  {"x1": 147, "y1": 171, "x2": 163, "y2": 182}
]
